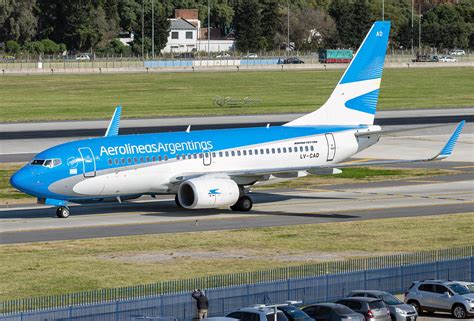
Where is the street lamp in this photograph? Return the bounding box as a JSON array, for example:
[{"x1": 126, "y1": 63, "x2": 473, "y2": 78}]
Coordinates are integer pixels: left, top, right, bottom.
[
  {"x1": 151, "y1": 0, "x2": 155, "y2": 58},
  {"x1": 287, "y1": 0, "x2": 290, "y2": 56},
  {"x1": 208, "y1": 0, "x2": 211, "y2": 57}
]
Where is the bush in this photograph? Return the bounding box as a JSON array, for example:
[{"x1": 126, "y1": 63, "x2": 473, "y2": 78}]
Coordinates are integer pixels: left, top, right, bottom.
[
  {"x1": 41, "y1": 39, "x2": 59, "y2": 53},
  {"x1": 6, "y1": 40, "x2": 20, "y2": 54}
]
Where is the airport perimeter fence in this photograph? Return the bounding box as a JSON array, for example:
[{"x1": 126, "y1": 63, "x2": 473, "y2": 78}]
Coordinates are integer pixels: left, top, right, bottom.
[{"x1": 1, "y1": 245, "x2": 473, "y2": 319}]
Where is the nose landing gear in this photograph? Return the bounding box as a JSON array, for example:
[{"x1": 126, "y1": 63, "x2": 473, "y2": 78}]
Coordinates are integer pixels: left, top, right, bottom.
[{"x1": 56, "y1": 206, "x2": 70, "y2": 218}]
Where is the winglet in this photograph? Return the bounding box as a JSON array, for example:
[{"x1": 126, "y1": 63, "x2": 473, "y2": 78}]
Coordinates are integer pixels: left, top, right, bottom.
[
  {"x1": 105, "y1": 105, "x2": 122, "y2": 137},
  {"x1": 434, "y1": 120, "x2": 465, "y2": 160}
]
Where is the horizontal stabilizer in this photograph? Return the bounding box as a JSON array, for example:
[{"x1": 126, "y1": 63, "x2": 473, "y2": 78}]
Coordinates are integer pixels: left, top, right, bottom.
[{"x1": 105, "y1": 105, "x2": 122, "y2": 137}]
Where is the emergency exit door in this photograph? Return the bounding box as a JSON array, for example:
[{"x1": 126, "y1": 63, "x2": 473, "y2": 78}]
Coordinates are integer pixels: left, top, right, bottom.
[{"x1": 325, "y1": 133, "x2": 336, "y2": 161}]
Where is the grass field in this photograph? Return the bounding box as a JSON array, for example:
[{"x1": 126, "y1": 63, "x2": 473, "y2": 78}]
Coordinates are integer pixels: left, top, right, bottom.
[
  {"x1": 0, "y1": 213, "x2": 473, "y2": 300},
  {"x1": 0, "y1": 162, "x2": 450, "y2": 205},
  {"x1": 0, "y1": 67, "x2": 473, "y2": 122}
]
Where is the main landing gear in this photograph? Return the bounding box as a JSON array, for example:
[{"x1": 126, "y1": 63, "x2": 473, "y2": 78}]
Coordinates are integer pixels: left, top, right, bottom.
[
  {"x1": 230, "y1": 195, "x2": 253, "y2": 212},
  {"x1": 56, "y1": 206, "x2": 70, "y2": 218}
]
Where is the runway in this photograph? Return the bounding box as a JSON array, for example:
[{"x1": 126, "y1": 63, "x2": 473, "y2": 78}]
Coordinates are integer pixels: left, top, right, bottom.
[{"x1": 0, "y1": 168, "x2": 472, "y2": 244}]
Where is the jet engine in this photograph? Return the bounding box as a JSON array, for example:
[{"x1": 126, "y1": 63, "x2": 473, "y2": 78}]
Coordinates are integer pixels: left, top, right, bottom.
[{"x1": 177, "y1": 177, "x2": 240, "y2": 209}]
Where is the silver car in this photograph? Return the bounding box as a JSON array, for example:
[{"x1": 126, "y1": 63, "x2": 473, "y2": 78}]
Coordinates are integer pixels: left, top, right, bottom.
[
  {"x1": 404, "y1": 279, "x2": 474, "y2": 319},
  {"x1": 348, "y1": 290, "x2": 417, "y2": 321},
  {"x1": 336, "y1": 297, "x2": 391, "y2": 321}
]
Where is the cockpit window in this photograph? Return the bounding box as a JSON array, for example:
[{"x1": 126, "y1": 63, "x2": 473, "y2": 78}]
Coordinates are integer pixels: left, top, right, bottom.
[
  {"x1": 30, "y1": 158, "x2": 61, "y2": 168},
  {"x1": 30, "y1": 159, "x2": 45, "y2": 165}
]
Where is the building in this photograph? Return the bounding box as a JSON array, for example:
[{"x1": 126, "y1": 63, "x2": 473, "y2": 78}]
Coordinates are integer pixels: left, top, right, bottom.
[{"x1": 162, "y1": 9, "x2": 234, "y2": 54}]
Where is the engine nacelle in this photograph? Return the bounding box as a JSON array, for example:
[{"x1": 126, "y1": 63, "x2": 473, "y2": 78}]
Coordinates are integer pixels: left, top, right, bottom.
[{"x1": 177, "y1": 177, "x2": 240, "y2": 209}]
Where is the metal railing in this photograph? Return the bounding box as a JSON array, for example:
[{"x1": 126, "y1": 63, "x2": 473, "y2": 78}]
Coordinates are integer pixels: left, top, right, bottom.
[{"x1": 1, "y1": 245, "x2": 473, "y2": 315}]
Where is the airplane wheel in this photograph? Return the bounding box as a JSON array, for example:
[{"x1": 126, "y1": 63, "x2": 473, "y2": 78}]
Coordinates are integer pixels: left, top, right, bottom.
[
  {"x1": 56, "y1": 206, "x2": 70, "y2": 218},
  {"x1": 230, "y1": 196, "x2": 253, "y2": 212},
  {"x1": 175, "y1": 194, "x2": 183, "y2": 208}
]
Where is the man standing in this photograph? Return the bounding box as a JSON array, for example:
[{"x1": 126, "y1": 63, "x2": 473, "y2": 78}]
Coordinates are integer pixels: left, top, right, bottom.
[{"x1": 192, "y1": 289, "x2": 209, "y2": 320}]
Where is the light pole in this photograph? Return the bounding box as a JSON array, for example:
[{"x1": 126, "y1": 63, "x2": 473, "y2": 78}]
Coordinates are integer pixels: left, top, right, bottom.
[
  {"x1": 287, "y1": 0, "x2": 290, "y2": 56},
  {"x1": 382, "y1": 0, "x2": 384, "y2": 21},
  {"x1": 418, "y1": 3, "x2": 422, "y2": 54},
  {"x1": 151, "y1": 0, "x2": 155, "y2": 58},
  {"x1": 411, "y1": 0, "x2": 414, "y2": 55},
  {"x1": 141, "y1": 0, "x2": 144, "y2": 60},
  {"x1": 208, "y1": 0, "x2": 211, "y2": 57}
]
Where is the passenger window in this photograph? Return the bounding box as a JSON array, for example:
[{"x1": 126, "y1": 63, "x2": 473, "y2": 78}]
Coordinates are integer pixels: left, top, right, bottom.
[
  {"x1": 255, "y1": 149, "x2": 259, "y2": 155},
  {"x1": 283, "y1": 148, "x2": 287, "y2": 153},
  {"x1": 249, "y1": 150, "x2": 252, "y2": 155},
  {"x1": 243, "y1": 150, "x2": 247, "y2": 156},
  {"x1": 121, "y1": 158, "x2": 125, "y2": 164},
  {"x1": 419, "y1": 284, "x2": 434, "y2": 292},
  {"x1": 271, "y1": 148, "x2": 275, "y2": 154},
  {"x1": 310, "y1": 146, "x2": 314, "y2": 151},
  {"x1": 199, "y1": 153, "x2": 203, "y2": 159},
  {"x1": 435, "y1": 285, "x2": 449, "y2": 294},
  {"x1": 305, "y1": 146, "x2": 309, "y2": 151},
  {"x1": 152, "y1": 156, "x2": 156, "y2": 162},
  {"x1": 277, "y1": 148, "x2": 281, "y2": 153},
  {"x1": 289, "y1": 147, "x2": 292, "y2": 152},
  {"x1": 146, "y1": 156, "x2": 150, "y2": 162},
  {"x1": 266, "y1": 148, "x2": 270, "y2": 154},
  {"x1": 193, "y1": 154, "x2": 197, "y2": 159},
  {"x1": 128, "y1": 157, "x2": 132, "y2": 164},
  {"x1": 219, "y1": 152, "x2": 223, "y2": 157},
  {"x1": 241, "y1": 312, "x2": 259, "y2": 321},
  {"x1": 108, "y1": 159, "x2": 113, "y2": 165},
  {"x1": 237, "y1": 151, "x2": 241, "y2": 156},
  {"x1": 158, "y1": 156, "x2": 162, "y2": 161},
  {"x1": 164, "y1": 155, "x2": 168, "y2": 161},
  {"x1": 225, "y1": 151, "x2": 229, "y2": 157},
  {"x1": 140, "y1": 157, "x2": 144, "y2": 163},
  {"x1": 231, "y1": 151, "x2": 235, "y2": 156},
  {"x1": 114, "y1": 158, "x2": 119, "y2": 165},
  {"x1": 300, "y1": 146, "x2": 304, "y2": 152},
  {"x1": 177, "y1": 155, "x2": 180, "y2": 160},
  {"x1": 212, "y1": 152, "x2": 216, "y2": 158}
]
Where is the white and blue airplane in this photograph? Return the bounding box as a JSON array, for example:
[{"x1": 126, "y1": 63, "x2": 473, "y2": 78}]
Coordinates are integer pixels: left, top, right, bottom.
[{"x1": 10, "y1": 21, "x2": 465, "y2": 218}]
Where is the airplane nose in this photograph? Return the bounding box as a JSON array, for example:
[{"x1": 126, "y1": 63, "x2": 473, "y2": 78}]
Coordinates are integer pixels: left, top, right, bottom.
[{"x1": 10, "y1": 167, "x2": 32, "y2": 194}]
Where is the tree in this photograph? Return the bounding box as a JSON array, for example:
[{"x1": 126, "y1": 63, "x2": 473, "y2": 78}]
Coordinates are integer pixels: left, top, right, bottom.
[
  {"x1": 234, "y1": 0, "x2": 265, "y2": 52},
  {"x1": 5, "y1": 40, "x2": 20, "y2": 53},
  {"x1": 41, "y1": 38, "x2": 59, "y2": 53},
  {"x1": 0, "y1": 0, "x2": 38, "y2": 43},
  {"x1": 422, "y1": 4, "x2": 470, "y2": 49},
  {"x1": 329, "y1": 0, "x2": 354, "y2": 47},
  {"x1": 261, "y1": 0, "x2": 281, "y2": 51}
]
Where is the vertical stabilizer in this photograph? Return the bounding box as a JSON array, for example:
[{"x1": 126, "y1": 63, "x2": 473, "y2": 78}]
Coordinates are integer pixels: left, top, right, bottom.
[{"x1": 285, "y1": 21, "x2": 391, "y2": 126}]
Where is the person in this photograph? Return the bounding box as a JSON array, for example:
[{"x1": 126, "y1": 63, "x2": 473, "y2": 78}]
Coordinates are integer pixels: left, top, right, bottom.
[{"x1": 192, "y1": 289, "x2": 209, "y2": 320}]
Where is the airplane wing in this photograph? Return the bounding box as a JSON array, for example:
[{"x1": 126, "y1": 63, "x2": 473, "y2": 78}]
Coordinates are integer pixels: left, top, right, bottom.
[{"x1": 170, "y1": 121, "x2": 465, "y2": 183}]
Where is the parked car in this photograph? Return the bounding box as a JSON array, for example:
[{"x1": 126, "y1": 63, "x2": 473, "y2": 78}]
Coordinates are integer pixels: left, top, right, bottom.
[
  {"x1": 438, "y1": 55, "x2": 457, "y2": 62},
  {"x1": 2, "y1": 55, "x2": 15, "y2": 62},
  {"x1": 456, "y1": 281, "x2": 474, "y2": 293},
  {"x1": 75, "y1": 54, "x2": 91, "y2": 61},
  {"x1": 303, "y1": 303, "x2": 365, "y2": 321},
  {"x1": 278, "y1": 57, "x2": 304, "y2": 64},
  {"x1": 336, "y1": 297, "x2": 391, "y2": 321},
  {"x1": 412, "y1": 54, "x2": 438, "y2": 62},
  {"x1": 449, "y1": 49, "x2": 466, "y2": 56},
  {"x1": 405, "y1": 280, "x2": 474, "y2": 319},
  {"x1": 277, "y1": 304, "x2": 314, "y2": 321},
  {"x1": 347, "y1": 290, "x2": 417, "y2": 321},
  {"x1": 244, "y1": 53, "x2": 258, "y2": 58},
  {"x1": 216, "y1": 52, "x2": 231, "y2": 58},
  {"x1": 226, "y1": 306, "x2": 289, "y2": 321}
]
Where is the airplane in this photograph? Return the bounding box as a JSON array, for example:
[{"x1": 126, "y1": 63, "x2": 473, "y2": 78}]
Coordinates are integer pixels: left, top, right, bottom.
[{"x1": 10, "y1": 21, "x2": 465, "y2": 218}]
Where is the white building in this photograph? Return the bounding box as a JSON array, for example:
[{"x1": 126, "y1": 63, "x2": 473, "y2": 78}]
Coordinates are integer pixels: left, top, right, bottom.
[{"x1": 161, "y1": 9, "x2": 234, "y2": 54}]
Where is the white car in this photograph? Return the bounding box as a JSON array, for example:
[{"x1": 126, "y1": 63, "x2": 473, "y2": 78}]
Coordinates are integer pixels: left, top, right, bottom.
[
  {"x1": 449, "y1": 49, "x2": 466, "y2": 56},
  {"x1": 439, "y1": 56, "x2": 457, "y2": 62},
  {"x1": 216, "y1": 52, "x2": 231, "y2": 58},
  {"x1": 76, "y1": 54, "x2": 91, "y2": 61},
  {"x1": 244, "y1": 53, "x2": 258, "y2": 58}
]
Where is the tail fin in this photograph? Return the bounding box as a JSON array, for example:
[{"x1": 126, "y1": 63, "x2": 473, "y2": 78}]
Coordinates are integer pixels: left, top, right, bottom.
[{"x1": 285, "y1": 21, "x2": 391, "y2": 126}]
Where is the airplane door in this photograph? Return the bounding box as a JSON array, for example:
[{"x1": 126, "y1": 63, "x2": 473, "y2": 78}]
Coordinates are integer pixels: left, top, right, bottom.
[
  {"x1": 203, "y1": 149, "x2": 212, "y2": 166},
  {"x1": 78, "y1": 147, "x2": 96, "y2": 177},
  {"x1": 325, "y1": 133, "x2": 336, "y2": 161}
]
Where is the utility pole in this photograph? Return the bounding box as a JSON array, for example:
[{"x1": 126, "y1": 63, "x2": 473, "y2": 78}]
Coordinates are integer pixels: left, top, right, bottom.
[
  {"x1": 208, "y1": 0, "x2": 211, "y2": 57},
  {"x1": 151, "y1": 0, "x2": 155, "y2": 58},
  {"x1": 411, "y1": 0, "x2": 414, "y2": 55},
  {"x1": 418, "y1": 3, "x2": 422, "y2": 54},
  {"x1": 382, "y1": 0, "x2": 384, "y2": 21},
  {"x1": 141, "y1": 0, "x2": 144, "y2": 60},
  {"x1": 287, "y1": 0, "x2": 290, "y2": 56}
]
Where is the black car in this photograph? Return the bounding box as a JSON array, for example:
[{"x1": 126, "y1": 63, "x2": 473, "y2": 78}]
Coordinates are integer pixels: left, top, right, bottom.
[
  {"x1": 278, "y1": 57, "x2": 304, "y2": 64},
  {"x1": 302, "y1": 303, "x2": 364, "y2": 321},
  {"x1": 277, "y1": 305, "x2": 314, "y2": 321}
]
